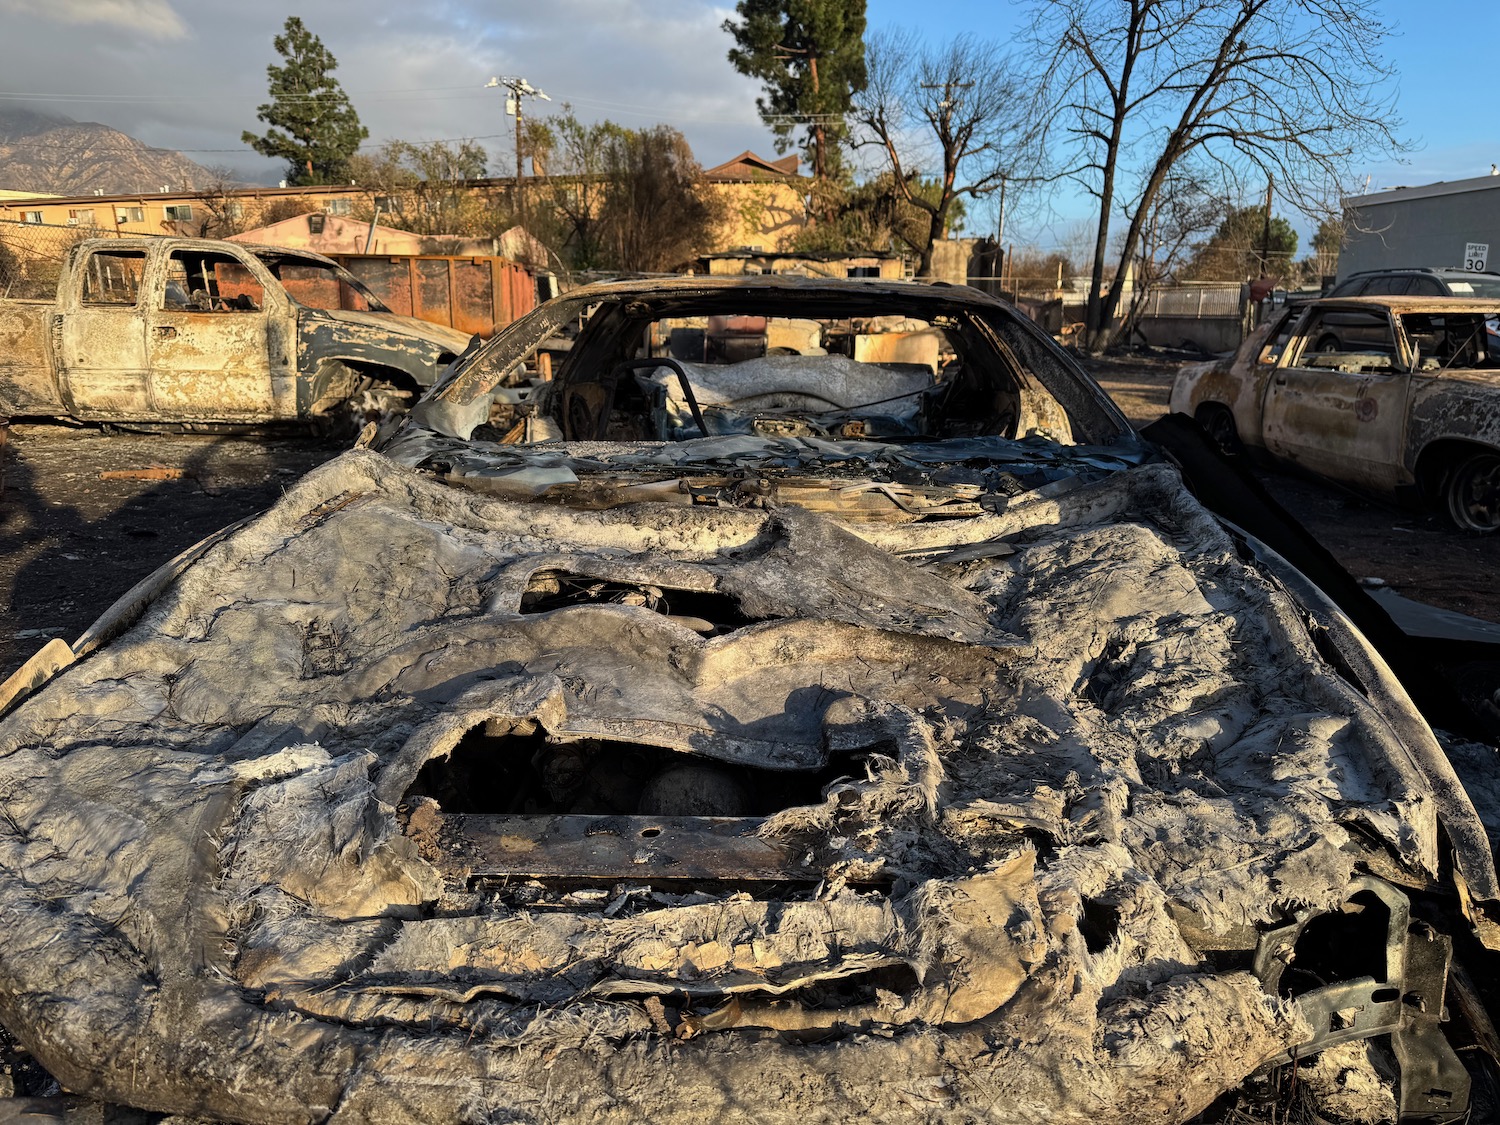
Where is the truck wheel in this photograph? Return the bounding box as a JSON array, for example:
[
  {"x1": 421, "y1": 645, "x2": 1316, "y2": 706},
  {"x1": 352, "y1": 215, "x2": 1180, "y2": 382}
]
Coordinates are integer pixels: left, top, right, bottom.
[
  {"x1": 1316, "y1": 335, "x2": 1341, "y2": 353},
  {"x1": 1195, "y1": 404, "x2": 1242, "y2": 456},
  {"x1": 1444, "y1": 452, "x2": 1500, "y2": 532}
]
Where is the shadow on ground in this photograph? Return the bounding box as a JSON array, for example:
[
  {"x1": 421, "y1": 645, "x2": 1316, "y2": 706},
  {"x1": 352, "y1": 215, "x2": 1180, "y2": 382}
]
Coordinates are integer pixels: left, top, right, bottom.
[{"x1": 1, "y1": 426, "x2": 342, "y2": 680}]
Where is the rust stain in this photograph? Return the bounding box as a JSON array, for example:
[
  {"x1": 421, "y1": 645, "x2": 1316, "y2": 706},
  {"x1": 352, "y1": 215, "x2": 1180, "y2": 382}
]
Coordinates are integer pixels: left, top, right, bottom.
[{"x1": 99, "y1": 466, "x2": 194, "y2": 482}]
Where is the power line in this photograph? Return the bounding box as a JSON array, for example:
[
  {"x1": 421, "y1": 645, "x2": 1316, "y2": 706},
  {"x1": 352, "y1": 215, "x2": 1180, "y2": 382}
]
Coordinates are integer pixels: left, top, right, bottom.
[
  {"x1": 0, "y1": 85, "x2": 485, "y2": 103},
  {"x1": 0, "y1": 132, "x2": 515, "y2": 156}
]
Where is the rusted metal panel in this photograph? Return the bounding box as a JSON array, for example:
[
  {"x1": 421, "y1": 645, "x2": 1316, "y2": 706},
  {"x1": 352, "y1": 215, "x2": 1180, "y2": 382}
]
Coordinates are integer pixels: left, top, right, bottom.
[
  {"x1": 148, "y1": 310, "x2": 277, "y2": 418},
  {"x1": 335, "y1": 253, "x2": 536, "y2": 338},
  {"x1": 0, "y1": 300, "x2": 62, "y2": 414},
  {"x1": 443, "y1": 813, "x2": 834, "y2": 885}
]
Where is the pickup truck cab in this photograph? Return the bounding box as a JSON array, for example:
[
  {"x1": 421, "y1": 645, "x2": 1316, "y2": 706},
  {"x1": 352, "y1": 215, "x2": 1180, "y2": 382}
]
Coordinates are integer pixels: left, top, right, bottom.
[
  {"x1": 1171, "y1": 295, "x2": 1500, "y2": 530},
  {"x1": 0, "y1": 237, "x2": 472, "y2": 426}
]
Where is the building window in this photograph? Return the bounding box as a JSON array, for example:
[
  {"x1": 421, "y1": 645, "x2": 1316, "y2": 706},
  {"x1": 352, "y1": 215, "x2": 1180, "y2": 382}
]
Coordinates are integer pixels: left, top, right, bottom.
[
  {"x1": 116, "y1": 206, "x2": 145, "y2": 223},
  {"x1": 325, "y1": 197, "x2": 352, "y2": 216},
  {"x1": 164, "y1": 204, "x2": 194, "y2": 221},
  {"x1": 227, "y1": 201, "x2": 245, "y2": 220},
  {"x1": 68, "y1": 208, "x2": 95, "y2": 226},
  {"x1": 21, "y1": 211, "x2": 43, "y2": 224},
  {"x1": 373, "y1": 195, "x2": 401, "y2": 215}
]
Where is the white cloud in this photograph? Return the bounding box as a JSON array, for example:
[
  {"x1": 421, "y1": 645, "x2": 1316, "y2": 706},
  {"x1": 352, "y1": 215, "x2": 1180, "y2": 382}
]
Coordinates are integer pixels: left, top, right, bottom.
[
  {"x1": 0, "y1": 1, "x2": 780, "y2": 181},
  {"x1": 1, "y1": 0, "x2": 186, "y2": 39}
]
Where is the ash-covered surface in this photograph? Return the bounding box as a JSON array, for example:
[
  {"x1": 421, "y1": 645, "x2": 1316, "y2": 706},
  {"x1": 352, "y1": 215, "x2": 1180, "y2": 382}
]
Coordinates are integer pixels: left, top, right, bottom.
[{"x1": 0, "y1": 448, "x2": 1458, "y2": 1123}]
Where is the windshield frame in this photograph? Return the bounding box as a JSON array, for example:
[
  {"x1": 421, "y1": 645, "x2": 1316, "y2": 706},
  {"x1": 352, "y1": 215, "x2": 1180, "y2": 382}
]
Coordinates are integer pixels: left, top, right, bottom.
[{"x1": 249, "y1": 250, "x2": 392, "y2": 314}]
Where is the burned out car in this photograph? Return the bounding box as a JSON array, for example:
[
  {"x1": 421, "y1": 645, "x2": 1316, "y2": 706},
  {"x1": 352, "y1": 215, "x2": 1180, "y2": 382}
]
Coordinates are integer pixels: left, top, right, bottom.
[
  {"x1": 1171, "y1": 295, "x2": 1500, "y2": 530},
  {"x1": 0, "y1": 237, "x2": 471, "y2": 427},
  {"x1": 1, "y1": 277, "x2": 1498, "y2": 1123}
]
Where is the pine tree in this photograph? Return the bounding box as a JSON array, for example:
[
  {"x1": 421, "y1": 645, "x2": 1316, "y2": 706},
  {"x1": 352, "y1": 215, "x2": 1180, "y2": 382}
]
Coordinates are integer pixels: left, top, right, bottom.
[
  {"x1": 723, "y1": 0, "x2": 867, "y2": 183},
  {"x1": 242, "y1": 17, "x2": 368, "y2": 186}
]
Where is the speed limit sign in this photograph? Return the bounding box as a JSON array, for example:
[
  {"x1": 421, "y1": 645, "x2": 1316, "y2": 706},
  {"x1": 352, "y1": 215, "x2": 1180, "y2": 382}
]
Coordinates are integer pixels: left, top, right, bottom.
[{"x1": 1465, "y1": 242, "x2": 1489, "y2": 270}]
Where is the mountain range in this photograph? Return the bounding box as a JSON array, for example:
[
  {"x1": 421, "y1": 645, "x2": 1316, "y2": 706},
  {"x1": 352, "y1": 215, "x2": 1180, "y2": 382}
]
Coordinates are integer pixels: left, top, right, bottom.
[{"x1": 0, "y1": 108, "x2": 223, "y2": 196}]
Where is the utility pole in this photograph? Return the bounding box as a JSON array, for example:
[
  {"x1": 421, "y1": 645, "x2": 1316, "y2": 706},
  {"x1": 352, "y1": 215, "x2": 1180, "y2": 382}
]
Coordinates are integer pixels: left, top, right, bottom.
[
  {"x1": 486, "y1": 76, "x2": 551, "y2": 182},
  {"x1": 1259, "y1": 175, "x2": 1274, "y2": 276}
]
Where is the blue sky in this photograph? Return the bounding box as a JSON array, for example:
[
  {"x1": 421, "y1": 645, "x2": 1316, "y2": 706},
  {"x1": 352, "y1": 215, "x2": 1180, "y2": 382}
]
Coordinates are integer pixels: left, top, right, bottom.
[{"x1": 1, "y1": 0, "x2": 1494, "y2": 255}]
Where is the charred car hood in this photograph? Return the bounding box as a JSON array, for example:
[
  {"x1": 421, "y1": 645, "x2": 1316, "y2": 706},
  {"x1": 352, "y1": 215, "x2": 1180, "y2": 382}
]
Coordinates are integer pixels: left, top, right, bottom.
[
  {"x1": 0, "y1": 442, "x2": 1483, "y2": 1123},
  {"x1": 307, "y1": 307, "x2": 473, "y2": 354}
]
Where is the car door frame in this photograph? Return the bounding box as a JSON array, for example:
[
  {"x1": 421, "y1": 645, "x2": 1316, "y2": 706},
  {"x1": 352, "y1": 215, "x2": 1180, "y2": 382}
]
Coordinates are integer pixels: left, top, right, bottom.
[
  {"x1": 54, "y1": 243, "x2": 153, "y2": 420},
  {"x1": 144, "y1": 246, "x2": 294, "y2": 421},
  {"x1": 1263, "y1": 304, "x2": 1412, "y2": 491}
]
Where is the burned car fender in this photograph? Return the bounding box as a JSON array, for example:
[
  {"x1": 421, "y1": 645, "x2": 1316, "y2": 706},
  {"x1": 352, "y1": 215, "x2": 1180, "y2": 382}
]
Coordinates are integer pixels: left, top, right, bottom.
[
  {"x1": 1406, "y1": 380, "x2": 1500, "y2": 481},
  {"x1": 296, "y1": 310, "x2": 470, "y2": 413},
  {"x1": 1169, "y1": 320, "x2": 1277, "y2": 450}
]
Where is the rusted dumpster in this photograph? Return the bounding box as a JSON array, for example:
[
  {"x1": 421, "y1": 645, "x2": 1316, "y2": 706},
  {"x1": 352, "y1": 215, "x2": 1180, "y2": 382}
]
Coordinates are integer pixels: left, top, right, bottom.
[{"x1": 333, "y1": 254, "x2": 537, "y2": 339}]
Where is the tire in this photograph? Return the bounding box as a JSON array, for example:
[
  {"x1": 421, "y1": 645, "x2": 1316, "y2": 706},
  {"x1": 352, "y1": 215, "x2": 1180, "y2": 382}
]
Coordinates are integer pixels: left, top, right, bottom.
[
  {"x1": 1195, "y1": 404, "x2": 1242, "y2": 456},
  {"x1": 1443, "y1": 452, "x2": 1500, "y2": 532},
  {"x1": 1316, "y1": 335, "x2": 1341, "y2": 353}
]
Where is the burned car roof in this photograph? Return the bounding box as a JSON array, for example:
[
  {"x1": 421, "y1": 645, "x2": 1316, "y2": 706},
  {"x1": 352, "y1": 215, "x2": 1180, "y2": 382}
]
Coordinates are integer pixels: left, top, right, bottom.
[{"x1": 0, "y1": 278, "x2": 1495, "y2": 1124}]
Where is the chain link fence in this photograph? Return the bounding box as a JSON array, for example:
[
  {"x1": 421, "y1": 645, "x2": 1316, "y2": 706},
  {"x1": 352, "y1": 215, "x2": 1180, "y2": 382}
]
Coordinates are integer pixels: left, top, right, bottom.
[{"x1": 0, "y1": 220, "x2": 163, "y2": 300}]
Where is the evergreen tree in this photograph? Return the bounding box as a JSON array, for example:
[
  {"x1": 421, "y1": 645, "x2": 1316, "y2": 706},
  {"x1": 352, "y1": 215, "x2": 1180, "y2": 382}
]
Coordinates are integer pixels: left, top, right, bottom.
[
  {"x1": 1185, "y1": 205, "x2": 1298, "y2": 281},
  {"x1": 724, "y1": 0, "x2": 867, "y2": 183},
  {"x1": 242, "y1": 17, "x2": 368, "y2": 186}
]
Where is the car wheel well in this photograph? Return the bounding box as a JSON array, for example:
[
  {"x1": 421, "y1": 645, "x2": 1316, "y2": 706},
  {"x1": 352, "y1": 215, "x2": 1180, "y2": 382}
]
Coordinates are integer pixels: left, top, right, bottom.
[
  {"x1": 1415, "y1": 439, "x2": 1498, "y2": 498},
  {"x1": 345, "y1": 362, "x2": 423, "y2": 396},
  {"x1": 1417, "y1": 440, "x2": 1500, "y2": 531},
  {"x1": 1193, "y1": 402, "x2": 1242, "y2": 455}
]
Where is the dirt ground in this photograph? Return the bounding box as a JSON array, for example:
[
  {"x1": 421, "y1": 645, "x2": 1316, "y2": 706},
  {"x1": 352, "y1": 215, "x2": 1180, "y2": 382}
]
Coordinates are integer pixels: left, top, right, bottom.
[
  {"x1": 3, "y1": 357, "x2": 1500, "y2": 683},
  {"x1": 0, "y1": 426, "x2": 344, "y2": 681}
]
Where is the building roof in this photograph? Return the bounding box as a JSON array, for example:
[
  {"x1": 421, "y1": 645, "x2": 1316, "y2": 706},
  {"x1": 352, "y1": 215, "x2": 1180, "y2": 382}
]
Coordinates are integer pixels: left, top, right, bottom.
[
  {"x1": 0, "y1": 182, "x2": 359, "y2": 209},
  {"x1": 1342, "y1": 172, "x2": 1500, "y2": 209},
  {"x1": 700, "y1": 248, "x2": 899, "y2": 262},
  {"x1": 702, "y1": 151, "x2": 802, "y2": 182}
]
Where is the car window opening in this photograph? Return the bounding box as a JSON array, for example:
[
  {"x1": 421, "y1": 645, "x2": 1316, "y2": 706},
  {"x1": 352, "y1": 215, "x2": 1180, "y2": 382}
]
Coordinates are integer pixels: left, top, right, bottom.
[{"x1": 455, "y1": 303, "x2": 1054, "y2": 446}]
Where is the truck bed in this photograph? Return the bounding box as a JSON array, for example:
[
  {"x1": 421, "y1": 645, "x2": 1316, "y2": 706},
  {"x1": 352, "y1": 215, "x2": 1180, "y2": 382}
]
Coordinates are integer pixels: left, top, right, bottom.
[{"x1": 0, "y1": 300, "x2": 60, "y2": 416}]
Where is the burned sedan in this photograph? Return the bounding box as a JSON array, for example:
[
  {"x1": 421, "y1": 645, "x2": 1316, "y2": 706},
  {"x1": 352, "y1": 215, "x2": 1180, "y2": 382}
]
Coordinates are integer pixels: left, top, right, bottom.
[
  {"x1": 1, "y1": 277, "x2": 1498, "y2": 1123},
  {"x1": 1171, "y1": 295, "x2": 1500, "y2": 530}
]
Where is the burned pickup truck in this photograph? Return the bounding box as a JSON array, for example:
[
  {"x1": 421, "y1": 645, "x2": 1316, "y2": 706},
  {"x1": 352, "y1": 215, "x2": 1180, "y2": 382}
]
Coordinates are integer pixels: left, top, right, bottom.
[
  {"x1": 1, "y1": 277, "x2": 1498, "y2": 1123},
  {"x1": 1171, "y1": 295, "x2": 1500, "y2": 530},
  {"x1": 0, "y1": 237, "x2": 471, "y2": 427}
]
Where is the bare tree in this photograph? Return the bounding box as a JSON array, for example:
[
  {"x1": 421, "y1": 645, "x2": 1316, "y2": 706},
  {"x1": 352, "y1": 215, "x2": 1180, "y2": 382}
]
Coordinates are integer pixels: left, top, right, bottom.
[
  {"x1": 852, "y1": 30, "x2": 1036, "y2": 278},
  {"x1": 598, "y1": 126, "x2": 726, "y2": 273},
  {"x1": 1115, "y1": 169, "x2": 1229, "y2": 340},
  {"x1": 1027, "y1": 0, "x2": 1405, "y2": 351},
  {"x1": 519, "y1": 109, "x2": 630, "y2": 271},
  {"x1": 193, "y1": 166, "x2": 252, "y2": 239}
]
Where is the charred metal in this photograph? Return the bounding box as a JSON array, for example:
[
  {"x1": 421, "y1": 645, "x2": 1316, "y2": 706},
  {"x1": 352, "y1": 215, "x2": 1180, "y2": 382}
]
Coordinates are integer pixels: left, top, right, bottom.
[
  {"x1": 0, "y1": 237, "x2": 471, "y2": 427},
  {"x1": 0, "y1": 276, "x2": 1496, "y2": 1124}
]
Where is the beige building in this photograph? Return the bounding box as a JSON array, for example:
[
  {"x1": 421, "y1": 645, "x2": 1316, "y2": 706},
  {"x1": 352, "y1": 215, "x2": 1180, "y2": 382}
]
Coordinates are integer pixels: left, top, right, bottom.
[
  {"x1": 0, "y1": 150, "x2": 808, "y2": 256},
  {"x1": 696, "y1": 249, "x2": 904, "y2": 280},
  {"x1": 224, "y1": 213, "x2": 549, "y2": 267},
  {"x1": 700, "y1": 151, "x2": 809, "y2": 252},
  {"x1": 0, "y1": 183, "x2": 363, "y2": 238}
]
